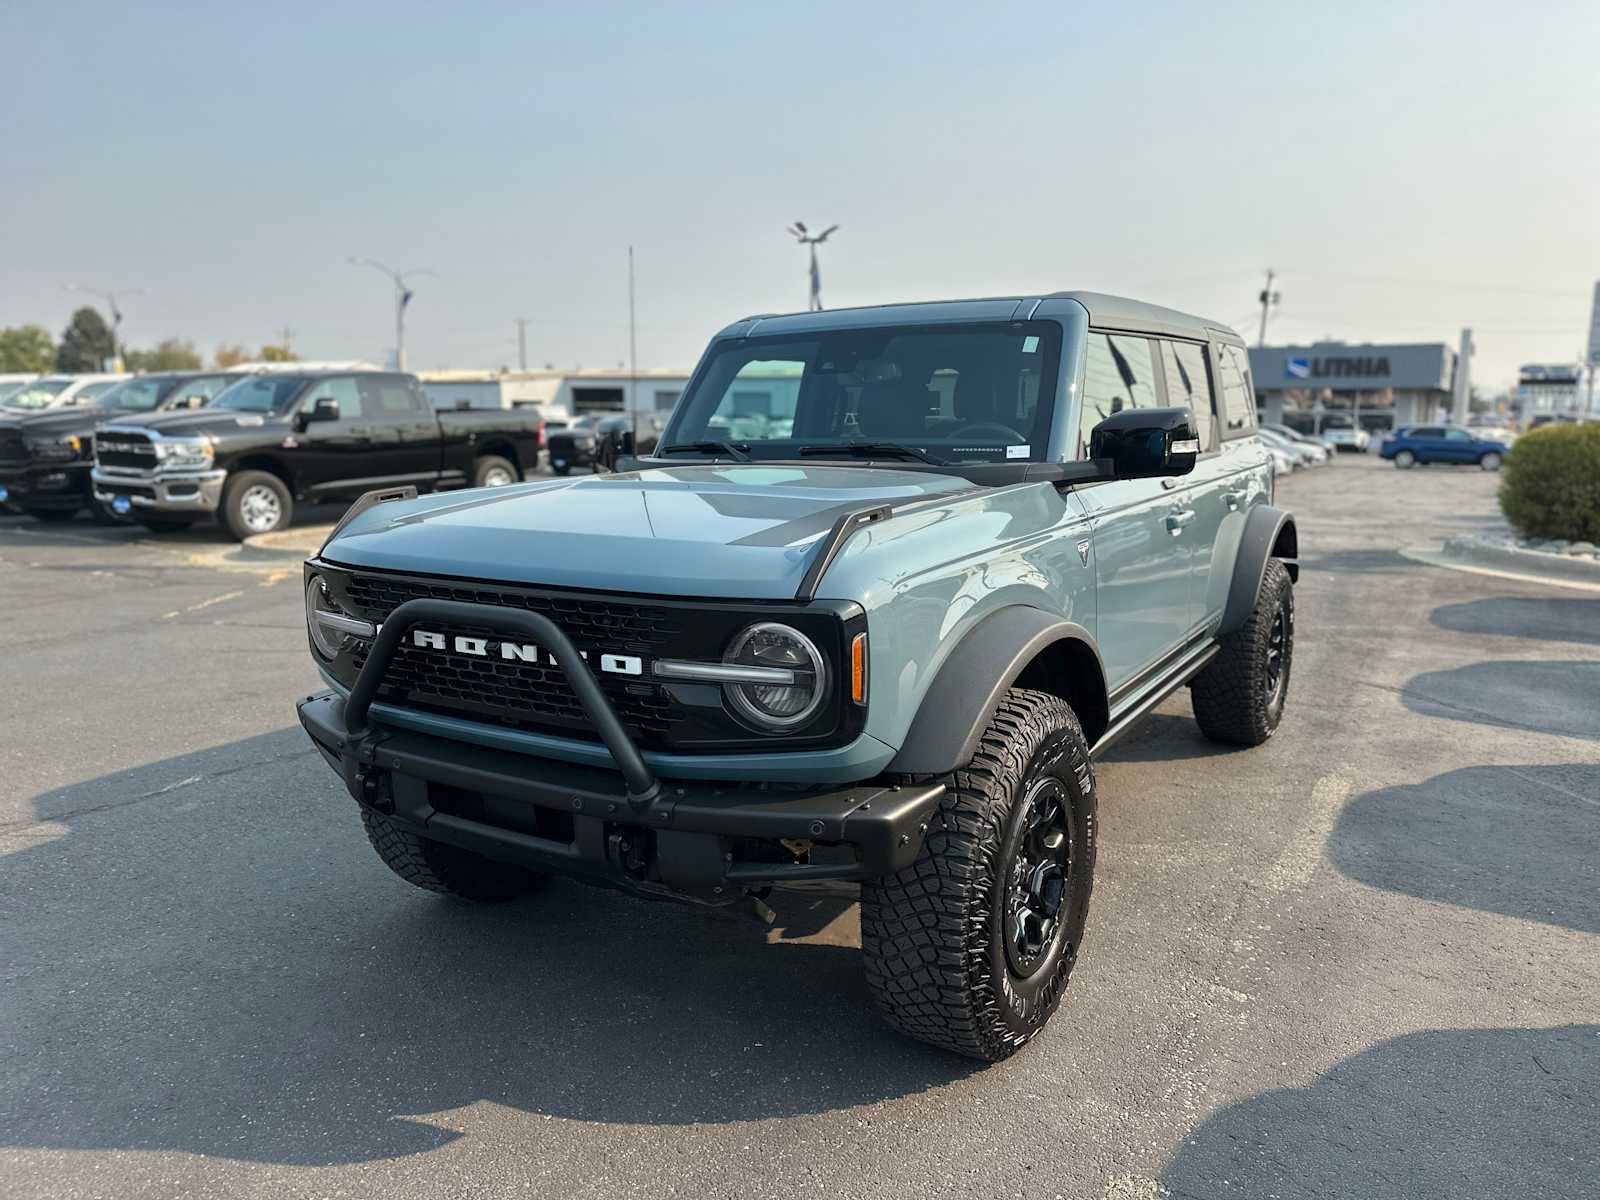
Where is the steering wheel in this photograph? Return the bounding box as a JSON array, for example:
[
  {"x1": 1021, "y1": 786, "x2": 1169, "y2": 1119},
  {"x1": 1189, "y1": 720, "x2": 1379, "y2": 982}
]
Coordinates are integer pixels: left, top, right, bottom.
[{"x1": 950, "y1": 422, "x2": 1028, "y2": 444}]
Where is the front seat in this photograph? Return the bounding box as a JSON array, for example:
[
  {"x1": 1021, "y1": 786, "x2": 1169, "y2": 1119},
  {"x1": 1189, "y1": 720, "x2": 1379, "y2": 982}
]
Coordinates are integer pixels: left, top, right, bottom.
[{"x1": 855, "y1": 379, "x2": 929, "y2": 439}]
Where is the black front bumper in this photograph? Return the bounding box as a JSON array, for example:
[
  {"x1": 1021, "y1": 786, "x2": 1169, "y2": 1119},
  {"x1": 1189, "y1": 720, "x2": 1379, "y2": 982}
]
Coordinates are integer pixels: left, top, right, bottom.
[
  {"x1": 299, "y1": 691, "x2": 941, "y2": 898},
  {"x1": 0, "y1": 463, "x2": 89, "y2": 511}
]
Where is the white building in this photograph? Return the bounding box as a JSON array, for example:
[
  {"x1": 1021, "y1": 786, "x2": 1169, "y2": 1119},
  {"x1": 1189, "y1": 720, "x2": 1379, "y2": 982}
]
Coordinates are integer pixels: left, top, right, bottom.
[{"x1": 418, "y1": 368, "x2": 692, "y2": 421}]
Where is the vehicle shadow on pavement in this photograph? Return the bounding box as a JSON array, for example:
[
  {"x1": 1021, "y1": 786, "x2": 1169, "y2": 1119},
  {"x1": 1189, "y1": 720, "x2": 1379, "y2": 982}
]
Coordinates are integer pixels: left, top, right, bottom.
[
  {"x1": 1, "y1": 731, "x2": 975, "y2": 1168},
  {"x1": 1431, "y1": 596, "x2": 1600, "y2": 647},
  {"x1": 1326, "y1": 763, "x2": 1600, "y2": 934},
  {"x1": 1399, "y1": 661, "x2": 1600, "y2": 741},
  {"x1": 1295, "y1": 548, "x2": 1416, "y2": 575},
  {"x1": 1096, "y1": 711, "x2": 1241, "y2": 763},
  {"x1": 1161, "y1": 1024, "x2": 1600, "y2": 1199}
]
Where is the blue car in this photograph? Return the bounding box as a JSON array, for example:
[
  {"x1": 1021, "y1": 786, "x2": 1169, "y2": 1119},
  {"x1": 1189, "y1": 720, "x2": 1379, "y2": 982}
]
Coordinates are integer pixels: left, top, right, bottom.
[{"x1": 1380, "y1": 424, "x2": 1508, "y2": 470}]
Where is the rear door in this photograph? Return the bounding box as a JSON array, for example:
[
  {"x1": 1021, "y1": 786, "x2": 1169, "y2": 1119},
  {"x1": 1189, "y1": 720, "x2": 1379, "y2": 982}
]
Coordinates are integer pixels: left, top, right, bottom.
[
  {"x1": 1077, "y1": 331, "x2": 1190, "y2": 692},
  {"x1": 1158, "y1": 337, "x2": 1229, "y2": 636},
  {"x1": 1441, "y1": 426, "x2": 1477, "y2": 462},
  {"x1": 1408, "y1": 426, "x2": 1445, "y2": 461},
  {"x1": 364, "y1": 374, "x2": 446, "y2": 483}
]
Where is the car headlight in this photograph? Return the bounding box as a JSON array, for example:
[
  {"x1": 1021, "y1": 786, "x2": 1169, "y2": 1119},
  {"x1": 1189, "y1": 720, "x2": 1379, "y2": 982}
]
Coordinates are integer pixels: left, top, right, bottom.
[
  {"x1": 26, "y1": 435, "x2": 83, "y2": 462},
  {"x1": 722, "y1": 622, "x2": 827, "y2": 729},
  {"x1": 154, "y1": 437, "x2": 213, "y2": 468},
  {"x1": 305, "y1": 575, "x2": 375, "y2": 659}
]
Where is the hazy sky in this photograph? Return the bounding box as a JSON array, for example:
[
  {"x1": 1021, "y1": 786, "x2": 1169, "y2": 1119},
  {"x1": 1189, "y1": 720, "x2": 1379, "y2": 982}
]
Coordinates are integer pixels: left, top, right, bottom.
[{"x1": 4, "y1": 0, "x2": 1595, "y2": 388}]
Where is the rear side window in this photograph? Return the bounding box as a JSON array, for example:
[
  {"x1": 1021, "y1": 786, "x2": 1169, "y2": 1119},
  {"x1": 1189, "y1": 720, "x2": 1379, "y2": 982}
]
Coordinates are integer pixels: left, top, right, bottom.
[
  {"x1": 1214, "y1": 344, "x2": 1256, "y2": 436},
  {"x1": 1411, "y1": 426, "x2": 1443, "y2": 438},
  {"x1": 1161, "y1": 341, "x2": 1216, "y2": 452},
  {"x1": 364, "y1": 375, "x2": 425, "y2": 416},
  {"x1": 1078, "y1": 333, "x2": 1159, "y2": 455}
]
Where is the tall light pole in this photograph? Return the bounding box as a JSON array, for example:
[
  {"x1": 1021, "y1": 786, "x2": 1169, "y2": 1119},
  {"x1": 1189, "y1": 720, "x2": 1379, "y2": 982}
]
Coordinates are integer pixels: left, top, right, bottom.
[
  {"x1": 349, "y1": 257, "x2": 435, "y2": 369},
  {"x1": 1256, "y1": 269, "x2": 1280, "y2": 347},
  {"x1": 64, "y1": 283, "x2": 145, "y2": 370},
  {"x1": 787, "y1": 222, "x2": 838, "y2": 311}
]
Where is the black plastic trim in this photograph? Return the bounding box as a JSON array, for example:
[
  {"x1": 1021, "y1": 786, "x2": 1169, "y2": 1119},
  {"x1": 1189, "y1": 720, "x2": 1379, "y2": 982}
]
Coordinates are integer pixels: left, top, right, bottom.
[{"x1": 1219, "y1": 505, "x2": 1298, "y2": 635}]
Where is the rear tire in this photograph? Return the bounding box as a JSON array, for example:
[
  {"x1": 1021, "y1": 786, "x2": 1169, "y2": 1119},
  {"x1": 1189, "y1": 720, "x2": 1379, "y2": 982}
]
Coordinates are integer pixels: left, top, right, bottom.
[
  {"x1": 219, "y1": 470, "x2": 292, "y2": 541},
  {"x1": 1191, "y1": 558, "x2": 1294, "y2": 747},
  {"x1": 1479, "y1": 451, "x2": 1502, "y2": 471},
  {"x1": 361, "y1": 809, "x2": 545, "y2": 902},
  {"x1": 472, "y1": 454, "x2": 518, "y2": 487},
  {"x1": 861, "y1": 688, "x2": 1097, "y2": 1062},
  {"x1": 1394, "y1": 449, "x2": 1416, "y2": 468}
]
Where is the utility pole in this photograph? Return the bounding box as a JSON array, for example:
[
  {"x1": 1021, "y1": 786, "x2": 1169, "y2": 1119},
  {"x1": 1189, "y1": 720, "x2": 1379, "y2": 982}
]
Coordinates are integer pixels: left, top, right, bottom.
[
  {"x1": 788, "y1": 222, "x2": 839, "y2": 311},
  {"x1": 515, "y1": 319, "x2": 529, "y2": 371},
  {"x1": 349, "y1": 257, "x2": 435, "y2": 370},
  {"x1": 64, "y1": 283, "x2": 145, "y2": 371},
  {"x1": 1256, "y1": 270, "x2": 1280, "y2": 348}
]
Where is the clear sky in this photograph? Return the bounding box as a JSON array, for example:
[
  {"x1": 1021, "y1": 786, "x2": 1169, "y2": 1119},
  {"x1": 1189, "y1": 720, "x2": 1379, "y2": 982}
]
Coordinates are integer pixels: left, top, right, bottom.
[{"x1": 3, "y1": 0, "x2": 1595, "y2": 388}]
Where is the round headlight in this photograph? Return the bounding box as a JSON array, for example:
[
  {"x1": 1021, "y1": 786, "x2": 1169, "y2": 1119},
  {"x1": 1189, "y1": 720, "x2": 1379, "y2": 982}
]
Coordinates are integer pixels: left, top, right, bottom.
[
  {"x1": 304, "y1": 576, "x2": 348, "y2": 659},
  {"x1": 723, "y1": 622, "x2": 827, "y2": 729}
]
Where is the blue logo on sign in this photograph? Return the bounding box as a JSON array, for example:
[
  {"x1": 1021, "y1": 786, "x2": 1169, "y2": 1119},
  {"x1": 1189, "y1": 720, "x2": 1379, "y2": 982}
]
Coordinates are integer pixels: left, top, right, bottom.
[{"x1": 1286, "y1": 357, "x2": 1311, "y2": 380}]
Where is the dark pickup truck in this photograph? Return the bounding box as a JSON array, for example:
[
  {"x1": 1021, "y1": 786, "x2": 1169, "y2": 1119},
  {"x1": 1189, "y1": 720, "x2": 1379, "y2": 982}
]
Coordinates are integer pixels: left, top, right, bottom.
[
  {"x1": 0, "y1": 371, "x2": 234, "y2": 521},
  {"x1": 91, "y1": 369, "x2": 541, "y2": 539}
]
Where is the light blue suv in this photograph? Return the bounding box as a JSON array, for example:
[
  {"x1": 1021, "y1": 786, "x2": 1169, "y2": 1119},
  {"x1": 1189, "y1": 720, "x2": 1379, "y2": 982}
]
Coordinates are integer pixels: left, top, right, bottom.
[{"x1": 296, "y1": 292, "x2": 1299, "y2": 1061}]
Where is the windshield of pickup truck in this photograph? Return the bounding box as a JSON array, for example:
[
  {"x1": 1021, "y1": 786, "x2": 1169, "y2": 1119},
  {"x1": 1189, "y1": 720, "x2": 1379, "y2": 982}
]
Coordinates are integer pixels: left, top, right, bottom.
[
  {"x1": 210, "y1": 375, "x2": 310, "y2": 413},
  {"x1": 663, "y1": 321, "x2": 1061, "y2": 465},
  {"x1": 5, "y1": 378, "x2": 74, "y2": 409}
]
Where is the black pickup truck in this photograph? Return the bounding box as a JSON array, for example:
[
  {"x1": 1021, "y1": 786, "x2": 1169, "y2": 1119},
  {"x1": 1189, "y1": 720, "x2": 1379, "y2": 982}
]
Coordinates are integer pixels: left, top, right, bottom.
[
  {"x1": 0, "y1": 371, "x2": 234, "y2": 521},
  {"x1": 91, "y1": 369, "x2": 541, "y2": 539}
]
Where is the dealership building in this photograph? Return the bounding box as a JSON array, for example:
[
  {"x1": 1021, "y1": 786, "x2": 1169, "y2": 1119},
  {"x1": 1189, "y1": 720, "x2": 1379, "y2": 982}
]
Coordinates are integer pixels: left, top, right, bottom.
[{"x1": 1247, "y1": 342, "x2": 1459, "y2": 434}]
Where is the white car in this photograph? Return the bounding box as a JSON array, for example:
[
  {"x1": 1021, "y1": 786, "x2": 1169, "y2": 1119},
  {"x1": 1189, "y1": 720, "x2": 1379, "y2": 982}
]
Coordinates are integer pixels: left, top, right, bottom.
[
  {"x1": 1267, "y1": 445, "x2": 1297, "y2": 477},
  {"x1": 1321, "y1": 423, "x2": 1371, "y2": 452},
  {"x1": 1258, "y1": 427, "x2": 1328, "y2": 466},
  {"x1": 3, "y1": 374, "x2": 125, "y2": 411}
]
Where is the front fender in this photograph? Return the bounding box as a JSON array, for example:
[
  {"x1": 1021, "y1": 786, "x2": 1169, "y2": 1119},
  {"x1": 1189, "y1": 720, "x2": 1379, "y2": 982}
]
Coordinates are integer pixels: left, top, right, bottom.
[{"x1": 1219, "y1": 505, "x2": 1298, "y2": 635}]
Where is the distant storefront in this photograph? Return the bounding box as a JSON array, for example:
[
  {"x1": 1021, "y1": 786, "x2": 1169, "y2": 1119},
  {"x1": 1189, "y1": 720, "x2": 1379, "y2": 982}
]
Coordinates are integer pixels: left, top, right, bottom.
[
  {"x1": 1248, "y1": 342, "x2": 1458, "y2": 435},
  {"x1": 1515, "y1": 364, "x2": 1584, "y2": 423}
]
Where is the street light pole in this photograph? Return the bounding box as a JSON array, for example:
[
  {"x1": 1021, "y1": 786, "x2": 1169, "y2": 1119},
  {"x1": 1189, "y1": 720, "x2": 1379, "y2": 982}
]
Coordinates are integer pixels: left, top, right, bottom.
[
  {"x1": 787, "y1": 222, "x2": 839, "y2": 311},
  {"x1": 63, "y1": 283, "x2": 145, "y2": 371},
  {"x1": 349, "y1": 257, "x2": 435, "y2": 370},
  {"x1": 1256, "y1": 269, "x2": 1279, "y2": 348}
]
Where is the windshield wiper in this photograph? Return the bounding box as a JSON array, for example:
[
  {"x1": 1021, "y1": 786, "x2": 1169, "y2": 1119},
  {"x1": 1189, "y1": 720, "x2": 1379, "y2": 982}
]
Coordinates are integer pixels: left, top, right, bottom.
[
  {"x1": 659, "y1": 441, "x2": 751, "y2": 461},
  {"x1": 797, "y1": 442, "x2": 945, "y2": 465}
]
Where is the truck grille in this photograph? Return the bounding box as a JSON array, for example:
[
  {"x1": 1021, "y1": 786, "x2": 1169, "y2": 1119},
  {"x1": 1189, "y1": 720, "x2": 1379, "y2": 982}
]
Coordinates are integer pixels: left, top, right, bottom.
[
  {"x1": 0, "y1": 429, "x2": 26, "y2": 466},
  {"x1": 95, "y1": 431, "x2": 157, "y2": 470},
  {"x1": 342, "y1": 573, "x2": 686, "y2": 747}
]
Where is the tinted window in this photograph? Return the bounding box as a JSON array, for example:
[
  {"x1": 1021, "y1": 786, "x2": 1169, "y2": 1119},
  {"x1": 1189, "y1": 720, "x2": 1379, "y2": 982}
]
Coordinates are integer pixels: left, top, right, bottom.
[
  {"x1": 1444, "y1": 427, "x2": 1473, "y2": 441},
  {"x1": 101, "y1": 377, "x2": 178, "y2": 411},
  {"x1": 1078, "y1": 332, "x2": 1159, "y2": 455},
  {"x1": 363, "y1": 375, "x2": 424, "y2": 416},
  {"x1": 1161, "y1": 340, "x2": 1216, "y2": 452},
  {"x1": 1411, "y1": 426, "x2": 1443, "y2": 438},
  {"x1": 1215, "y1": 344, "x2": 1255, "y2": 435},
  {"x1": 212, "y1": 375, "x2": 309, "y2": 412}
]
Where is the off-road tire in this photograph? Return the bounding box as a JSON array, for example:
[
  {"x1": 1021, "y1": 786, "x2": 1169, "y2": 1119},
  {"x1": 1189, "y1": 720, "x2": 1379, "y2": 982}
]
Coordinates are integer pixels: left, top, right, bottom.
[
  {"x1": 1191, "y1": 558, "x2": 1294, "y2": 747},
  {"x1": 137, "y1": 515, "x2": 195, "y2": 533},
  {"x1": 473, "y1": 454, "x2": 518, "y2": 487},
  {"x1": 860, "y1": 688, "x2": 1097, "y2": 1062},
  {"x1": 360, "y1": 809, "x2": 544, "y2": 902},
  {"x1": 219, "y1": 469, "x2": 293, "y2": 541}
]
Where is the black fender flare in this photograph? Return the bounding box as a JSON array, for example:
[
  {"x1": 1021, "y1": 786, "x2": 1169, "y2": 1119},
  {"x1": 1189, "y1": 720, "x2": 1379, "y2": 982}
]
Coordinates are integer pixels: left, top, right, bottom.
[
  {"x1": 1219, "y1": 505, "x2": 1298, "y2": 635},
  {"x1": 887, "y1": 606, "x2": 1108, "y2": 776}
]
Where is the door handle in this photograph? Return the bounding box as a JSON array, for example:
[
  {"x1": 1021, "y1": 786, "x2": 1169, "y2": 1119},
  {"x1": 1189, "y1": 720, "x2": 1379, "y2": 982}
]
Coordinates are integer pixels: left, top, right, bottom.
[
  {"x1": 1223, "y1": 489, "x2": 1246, "y2": 510},
  {"x1": 1165, "y1": 508, "x2": 1196, "y2": 534}
]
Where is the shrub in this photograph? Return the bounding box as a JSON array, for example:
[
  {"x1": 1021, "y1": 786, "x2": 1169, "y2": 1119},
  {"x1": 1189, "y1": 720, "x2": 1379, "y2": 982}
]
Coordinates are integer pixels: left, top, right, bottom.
[{"x1": 1498, "y1": 423, "x2": 1600, "y2": 542}]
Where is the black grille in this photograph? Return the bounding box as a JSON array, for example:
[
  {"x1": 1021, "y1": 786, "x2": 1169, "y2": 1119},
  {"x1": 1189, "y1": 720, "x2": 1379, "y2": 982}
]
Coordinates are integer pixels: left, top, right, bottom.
[
  {"x1": 0, "y1": 430, "x2": 25, "y2": 466},
  {"x1": 342, "y1": 574, "x2": 686, "y2": 747},
  {"x1": 96, "y1": 432, "x2": 156, "y2": 470}
]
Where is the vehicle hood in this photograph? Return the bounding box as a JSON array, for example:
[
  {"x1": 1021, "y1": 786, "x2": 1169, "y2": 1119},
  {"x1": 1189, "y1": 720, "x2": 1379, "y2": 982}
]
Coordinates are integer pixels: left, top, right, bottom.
[
  {"x1": 101, "y1": 409, "x2": 281, "y2": 437},
  {"x1": 0, "y1": 406, "x2": 111, "y2": 438},
  {"x1": 321, "y1": 464, "x2": 977, "y2": 599}
]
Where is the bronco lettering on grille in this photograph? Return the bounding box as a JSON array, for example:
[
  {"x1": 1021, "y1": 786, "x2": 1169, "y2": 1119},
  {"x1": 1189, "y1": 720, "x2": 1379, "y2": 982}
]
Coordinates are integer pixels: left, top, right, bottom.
[{"x1": 410, "y1": 629, "x2": 644, "y2": 676}]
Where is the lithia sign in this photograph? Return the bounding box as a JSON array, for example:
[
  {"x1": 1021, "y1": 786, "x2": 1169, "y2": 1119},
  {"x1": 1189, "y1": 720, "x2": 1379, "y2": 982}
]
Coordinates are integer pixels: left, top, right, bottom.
[{"x1": 1285, "y1": 355, "x2": 1391, "y2": 380}]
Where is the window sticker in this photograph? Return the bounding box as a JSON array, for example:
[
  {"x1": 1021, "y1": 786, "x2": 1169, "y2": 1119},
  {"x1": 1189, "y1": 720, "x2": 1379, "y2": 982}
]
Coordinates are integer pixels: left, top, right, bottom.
[
  {"x1": 1007, "y1": 444, "x2": 1030, "y2": 459},
  {"x1": 1022, "y1": 336, "x2": 1040, "y2": 353}
]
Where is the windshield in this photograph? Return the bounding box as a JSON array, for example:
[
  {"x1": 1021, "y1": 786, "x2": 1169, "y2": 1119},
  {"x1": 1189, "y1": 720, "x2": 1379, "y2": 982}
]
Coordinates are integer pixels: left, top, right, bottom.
[
  {"x1": 5, "y1": 378, "x2": 75, "y2": 410},
  {"x1": 664, "y1": 321, "x2": 1061, "y2": 464},
  {"x1": 99, "y1": 377, "x2": 181, "y2": 411},
  {"x1": 210, "y1": 375, "x2": 309, "y2": 413}
]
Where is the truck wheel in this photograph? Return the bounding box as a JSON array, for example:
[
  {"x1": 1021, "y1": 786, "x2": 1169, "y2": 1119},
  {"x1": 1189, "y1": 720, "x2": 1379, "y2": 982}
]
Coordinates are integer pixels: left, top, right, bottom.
[
  {"x1": 860, "y1": 688, "x2": 1097, "y2": 1062},
  {"x1": 1393, "y1": 449, "x2": 1415, "y2": 468},
  {"x1": 1191, "y1": 558, "x2": 1294, "y2": 747},
  {"x1": 220, "y1": 470, "x2": 292, "y2": 541},
  {"x1": 360, "y1": 809, "x2": 543, "y2": 902},
  {"x1": 473, "y1": 454, "x2": 518, "y2": 487}
]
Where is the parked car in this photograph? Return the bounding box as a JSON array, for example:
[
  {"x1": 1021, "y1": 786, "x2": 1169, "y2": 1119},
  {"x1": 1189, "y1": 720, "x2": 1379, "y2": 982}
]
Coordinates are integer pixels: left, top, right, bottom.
[
  {"x1": 90, "y1": 369, "x2": 541, "y2": 538},
  {"x1": 592, "y1": 415, "x2": 665, "y2": 472},
  {"x1": 1379, "y1": 425, "x2": 1509, "y2": 470},
  {"x1": 544, "y1": 413, "x2": 604, "y2": 474},
  {"x1": 3, "y1": 374, "x2": 124, "y2": 412},
  {"x1": 1257, "y1": 427, "x2": 1325, "y2": 467},
  {"x1": 1261, "y1": 422, "x2": 1334, "y2": 459},
  {"x1": 1266, "y1": 444, "x2": 1297, "y2": 477},
  {"x1": 295, "y1": 290, "x2": 1298, "y2": 1061},
  {"x1": 1319, "y1": 420, "x2": 1371, "y2": 452},
  {"x1": 0, "y1": 374, "x2": 39, "y2": 404},
  {"x1": 0, "y1": 371, "x2": 235, "y2": 521}
]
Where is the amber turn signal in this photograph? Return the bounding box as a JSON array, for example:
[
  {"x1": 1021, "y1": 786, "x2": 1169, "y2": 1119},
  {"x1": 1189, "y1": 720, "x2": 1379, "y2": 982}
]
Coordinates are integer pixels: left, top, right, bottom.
[{"x1": 850, "y1": 631, "x2": 867, "y2": 705}]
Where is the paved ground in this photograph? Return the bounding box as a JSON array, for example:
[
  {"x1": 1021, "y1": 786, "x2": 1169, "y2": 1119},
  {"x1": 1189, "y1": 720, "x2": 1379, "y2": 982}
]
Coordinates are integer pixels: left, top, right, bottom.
[{"x1": 2, "y1": 456, "x2": 1595, "y2": 1199}]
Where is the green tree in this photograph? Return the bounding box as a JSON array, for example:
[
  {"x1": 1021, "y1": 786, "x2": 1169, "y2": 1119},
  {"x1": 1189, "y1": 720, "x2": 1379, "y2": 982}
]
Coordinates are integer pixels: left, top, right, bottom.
[
  {"x1": 258, "y1": 343, "x2": 298, "y2": 362},
  {"x1": 55, "y1": 307, "x2": 115, "y2": 372},
  {"x1": 214, "y1": 344, "x2": 249, "y2": 368},
  {"x1": 125, "y1": 338, "x2": 203, "y2": 371},
  {"x1": 0, "y1": 324, "x2": 56, "y2": 372}
]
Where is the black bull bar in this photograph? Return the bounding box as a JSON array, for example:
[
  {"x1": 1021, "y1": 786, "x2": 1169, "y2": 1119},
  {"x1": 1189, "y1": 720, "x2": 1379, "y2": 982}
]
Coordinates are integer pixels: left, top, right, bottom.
[{"x1": 299, "y1": 597, "x2": 943, "y2": 895}]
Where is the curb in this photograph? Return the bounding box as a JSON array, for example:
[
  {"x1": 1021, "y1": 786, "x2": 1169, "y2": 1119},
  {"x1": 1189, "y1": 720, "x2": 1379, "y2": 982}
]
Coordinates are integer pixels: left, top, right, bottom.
[{"x1": 1437, "y1": 535, "x2": 1600, "y2": 586}]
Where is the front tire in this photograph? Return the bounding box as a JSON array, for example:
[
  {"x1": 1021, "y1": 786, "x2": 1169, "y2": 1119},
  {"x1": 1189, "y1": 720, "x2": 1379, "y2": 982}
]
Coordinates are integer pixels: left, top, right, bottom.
[
  {"x1": 1479, "y1": 451, "x2": 1502, "y2": 471},
  {"x1": 1393, "y1": 449, "x2": 1416, "y2": 468},
  {"x1": 1191, "y1": 558, "x2": 1294, "y2": 747},
  {"x1": 219, "y1": 470, "x2": 292, "y2": 541},
  {"x1": 861, "y1": 688, "x2": 1097, "y2": 1062},
  {"x1": 361, "y1": 809, "x2": 544, "y2": 901}
]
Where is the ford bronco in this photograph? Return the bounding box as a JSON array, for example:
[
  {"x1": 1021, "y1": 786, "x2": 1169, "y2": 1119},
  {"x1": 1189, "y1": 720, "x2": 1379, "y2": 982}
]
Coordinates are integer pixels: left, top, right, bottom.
[{"x1": 296, "y1": 293, "x2": 1298, "y2": 1060}]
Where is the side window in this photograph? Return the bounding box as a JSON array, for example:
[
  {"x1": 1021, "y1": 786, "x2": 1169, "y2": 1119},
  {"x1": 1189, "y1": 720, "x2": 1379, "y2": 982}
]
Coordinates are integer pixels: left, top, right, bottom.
[
  {"x1": 1444, "y1": 427, "x2": 1473, "y2": 442},
  {"x1": 1411, "y1": 426, "x2": 1442, "y2": 439},
  {"x1": 303, "y1": 377, "x2": 363, "y2": 419},
  {"x1": 1161, "y1": 341, "x2": 1216, "y2": 452},
  {"x1": 1215, "y1": 344, "x2": 1256, "y2": 436},
  {"x1": 363, "y1": 375, "x2": 425, "y2": 417},
  {"x1": 1078, "y1": 333, "x2": 1158, "y2": 455}
]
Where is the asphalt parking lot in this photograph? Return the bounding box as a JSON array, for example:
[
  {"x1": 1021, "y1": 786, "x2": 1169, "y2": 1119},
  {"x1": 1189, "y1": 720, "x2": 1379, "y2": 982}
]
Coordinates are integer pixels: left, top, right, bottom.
[{"x1": 2, "y1": 455, "x2": 1596, "y2": 1199}]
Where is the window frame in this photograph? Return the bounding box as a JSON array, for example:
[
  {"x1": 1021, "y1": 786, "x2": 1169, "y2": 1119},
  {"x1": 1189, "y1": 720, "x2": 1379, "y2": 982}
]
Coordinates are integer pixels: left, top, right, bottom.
[
  {"x1": 1158, "y1": 336, "x2": 1220, "y2": 456},
  {"x1": 1211, "y1": 340, "x2": 1258, "y2": 441}
]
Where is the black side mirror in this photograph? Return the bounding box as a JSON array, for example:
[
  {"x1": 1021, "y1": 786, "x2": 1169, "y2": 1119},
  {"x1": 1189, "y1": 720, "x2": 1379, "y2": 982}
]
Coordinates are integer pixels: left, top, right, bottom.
[
  {"x1": 294, "y1": 396, "x2": 340, "y2": 432},
  {"x1": 1090, "y1": 406, "x2": 1200, "y2": 480},
  {"x1": 618, "y1": 429, "x2": 636, "y2": 456}
]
